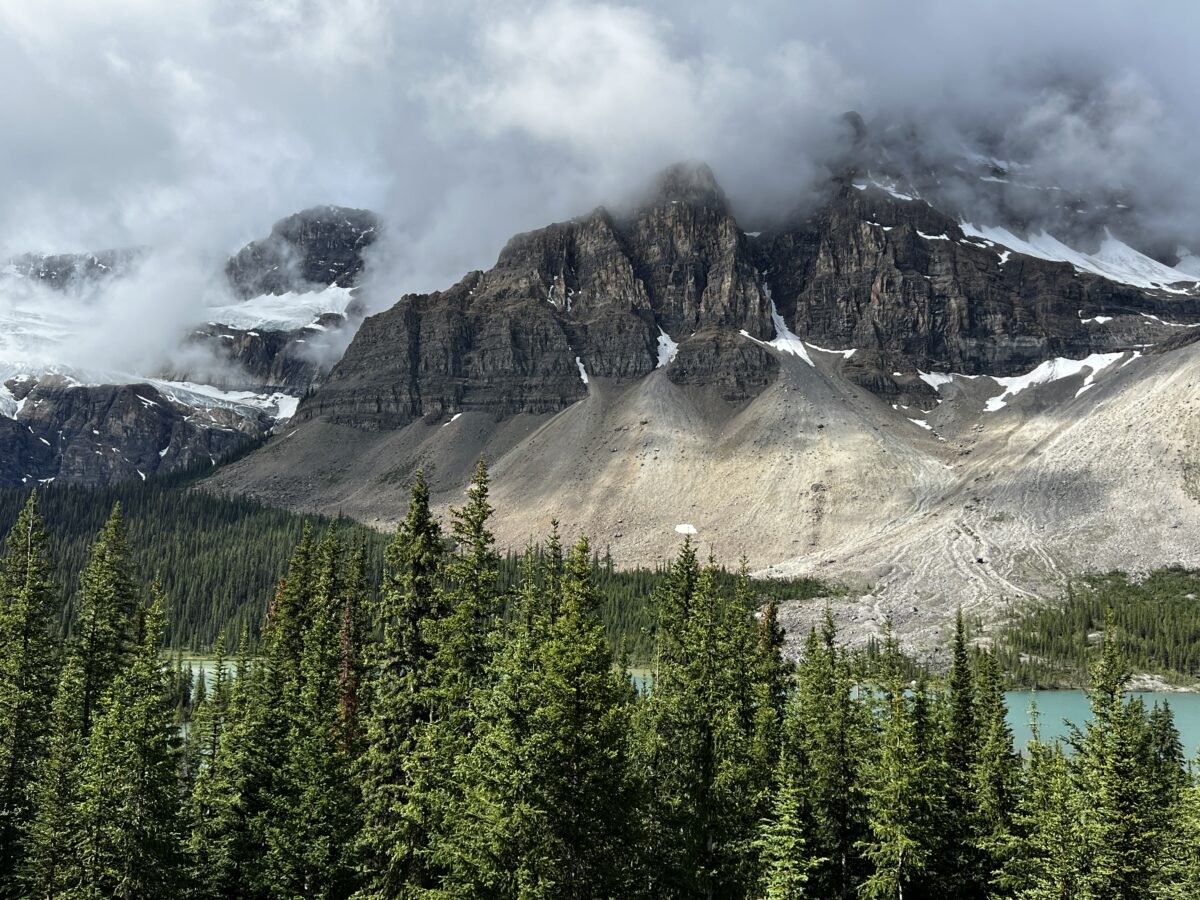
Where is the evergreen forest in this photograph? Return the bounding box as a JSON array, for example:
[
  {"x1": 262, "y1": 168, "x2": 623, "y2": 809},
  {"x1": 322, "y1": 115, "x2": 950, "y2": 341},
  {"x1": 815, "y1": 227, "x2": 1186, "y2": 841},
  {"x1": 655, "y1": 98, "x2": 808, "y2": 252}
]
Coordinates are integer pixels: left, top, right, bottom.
[{"x1": 2, "y1": 463, "x2": 1200, "y2": 898}]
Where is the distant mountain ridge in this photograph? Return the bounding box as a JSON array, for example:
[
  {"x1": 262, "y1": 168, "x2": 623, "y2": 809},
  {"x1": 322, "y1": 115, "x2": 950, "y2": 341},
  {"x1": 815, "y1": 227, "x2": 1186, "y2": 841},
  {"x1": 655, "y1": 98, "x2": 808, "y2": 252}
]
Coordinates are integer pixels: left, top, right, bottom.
[{"x1": 0, "y1": 205, "x2": 381, "y2": 486}]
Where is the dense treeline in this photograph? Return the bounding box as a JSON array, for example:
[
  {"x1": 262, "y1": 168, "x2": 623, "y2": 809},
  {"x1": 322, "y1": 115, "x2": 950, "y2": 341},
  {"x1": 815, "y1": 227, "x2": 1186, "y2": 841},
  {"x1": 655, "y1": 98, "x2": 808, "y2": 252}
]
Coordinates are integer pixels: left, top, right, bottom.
[
  {"x1": 0, "y1": 477, "x2": 828, "y2": 663},
  {"x1": 0, "y1": 477, "x2": 373, "y2": 649},
  {"x1": 3, "y1": 466, "x2": 1200, "y2": 898},
  {"x1": 997, "y1": 568, "x2": 1200, "y2": 687}
]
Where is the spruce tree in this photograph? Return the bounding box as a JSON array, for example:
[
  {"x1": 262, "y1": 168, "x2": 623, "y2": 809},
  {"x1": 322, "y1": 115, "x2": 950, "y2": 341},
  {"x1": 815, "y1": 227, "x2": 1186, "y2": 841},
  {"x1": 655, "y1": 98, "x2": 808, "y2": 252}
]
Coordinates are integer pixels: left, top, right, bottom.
[
  {"x1": 74, "y1": 503, "x2": 140, "y2": 735},
  {"x1": 266, "y1": 525, "x2": 363, "y2": 899},
  {"x1": 447, "y1": 535, "x2": 638, "y2": 897},
  {"x1": 636, "y1": 550, "x2": 764, "y2": 897},
  {"x1": 997, "y1": 706, "x2": 1082, "y2": 900},
  {"x1": 358, "y1": 471, "x2": 447, "y2": 897},
  {"x1": 1069, "y1": 623, "x2": 1166, "y2": 899},
  {"x1": 0, "y1": 491, "x2": 59, "y2": 887},
  {"x1": 786, "y1": 610, "x2": 870, "y2": 899},
  {"x1": 187, "y1": 631, "x2": 231, "y2": 894},
  {"x1": 73, "y1": 586, "x2": 185, "y2": 897},
  {"x1": 970, "y1": 650, "x2": 1021, "y2": 888},
  {"x1": 196, "y1": 628, "x2": 264, "y2": 897},
  {"x1": 755, "y1": 770, "x2": 823, "y2": 900},
  {"x1": 858, "y1": 628, "x2": 940, "y2": 899},
  {"x1": 22, "y1": 652, "x2": 87, "y2": 897},
  {"x1": 409, "y1": 457, "x2": 502, "y2": 883}
]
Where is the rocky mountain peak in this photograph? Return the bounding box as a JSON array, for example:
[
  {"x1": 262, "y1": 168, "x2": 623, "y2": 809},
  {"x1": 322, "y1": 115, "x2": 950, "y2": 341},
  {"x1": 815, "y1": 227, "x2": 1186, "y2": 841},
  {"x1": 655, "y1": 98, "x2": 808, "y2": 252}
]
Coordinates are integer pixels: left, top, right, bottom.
[
  {"x1": 225, "y1": 205, "x2": 381, "y2": 299},
  {"x1": 646, "y1": 161, "x2": 728, "y2": 212}
]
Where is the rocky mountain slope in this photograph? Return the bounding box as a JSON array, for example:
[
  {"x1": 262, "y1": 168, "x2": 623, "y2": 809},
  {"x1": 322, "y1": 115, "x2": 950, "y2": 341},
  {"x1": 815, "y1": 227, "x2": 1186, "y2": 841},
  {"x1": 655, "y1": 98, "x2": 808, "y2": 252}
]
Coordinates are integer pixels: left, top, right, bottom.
[
  {"x1": 206, "y1": 162, "x2": 1200, "y2": 651},
  {"x1": 0, "y1": 205, "x2": 378, "y2": 485}
]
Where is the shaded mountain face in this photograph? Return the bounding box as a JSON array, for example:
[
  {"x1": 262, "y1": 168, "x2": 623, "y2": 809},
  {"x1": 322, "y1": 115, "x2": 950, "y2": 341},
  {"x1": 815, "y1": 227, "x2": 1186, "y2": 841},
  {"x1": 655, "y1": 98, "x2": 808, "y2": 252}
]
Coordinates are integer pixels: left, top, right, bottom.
[
  {"x1": 225, "y1": 205, "x2": 380, "y2": 298},
  {"x1": 758, "y1": 182, "x2": 1198, "y2": 401},
  {"x1": 199, "y1": 205, "x2": 381, "y2": 394},
  {"x1": 298, "y1": 163, "x2": 779, "y2": 428},
  {"x1": 0, "y1": 377, "x2": 268, "y2": 487},
  {"x1": 0, "y1": 205, "x2": 382, "y2": 486},
  {"x1": 297, "y1": 163, "x2": 1199, "y2": 431}
]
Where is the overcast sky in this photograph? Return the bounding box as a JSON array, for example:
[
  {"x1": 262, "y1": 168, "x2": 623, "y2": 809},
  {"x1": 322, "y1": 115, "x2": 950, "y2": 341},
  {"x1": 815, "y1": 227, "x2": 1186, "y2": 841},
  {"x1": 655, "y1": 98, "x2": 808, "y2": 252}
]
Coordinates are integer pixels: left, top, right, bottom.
[{"x1": 3, "y1": 0, "x2": 1199, "y2": 303}]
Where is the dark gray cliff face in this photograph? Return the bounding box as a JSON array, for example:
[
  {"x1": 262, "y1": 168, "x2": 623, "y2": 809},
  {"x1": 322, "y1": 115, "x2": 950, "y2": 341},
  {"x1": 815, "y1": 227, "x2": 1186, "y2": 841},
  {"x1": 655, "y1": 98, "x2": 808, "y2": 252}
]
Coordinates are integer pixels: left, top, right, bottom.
[
  {"x1": 187, "y1": 314, "x2": 346, "y2": 394},
  {"x1": 206, "y1": 205, "x2": 380, "y2": 393},
  {"x1": 759, "y1": 184, "x2": 1199, "y2": 397},
  {"x1": 225, "y1": 206, "x2": 380, "y2": 298},
  {"x1": 0, "y1": 379, "x2": 265, "y2": 486},
  {"x1": 298, "y1": 166, "x2": 1200, "y2": 431},
  {"x1": 299, "y1": 164, "x2": 780, "y2": 427}
]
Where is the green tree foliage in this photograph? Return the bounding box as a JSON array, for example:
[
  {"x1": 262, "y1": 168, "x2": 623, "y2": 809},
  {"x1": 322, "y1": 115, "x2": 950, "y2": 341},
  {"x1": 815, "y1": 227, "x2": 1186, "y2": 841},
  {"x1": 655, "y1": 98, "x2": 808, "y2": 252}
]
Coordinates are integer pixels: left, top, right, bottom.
[
  {"x1": 997, "y1": 568, "x2": 1200, "y2": 687},
  {"x1": 357, "y1": 470, "x2": 447, "y2": 897},
  {"x1": 74, "y1": 504, "x2": 141, "y2": 734},
  {"x1": 0, "y1": 492, "x2": 59, "y2": 890},
  {"x1": 72, "y1": 586, "x2": 185, "y2": 897},
  {"x1": 784, "y1": 610, "x2": 870, "y2": 899},
  {"x1": 446, "y1": 535, "x2": 638, "y2": 897},
  {"x1": 22, "y1": 651, "x2": 87, "y2": 897},
  {"x1": 858, "y1": 628, "x2": 943, "y2": 900},
  {"x1": 265, "y1": 525, "x2": 365, "y2": 898},
  {"x1": 635, "y1": 547, "x2": 771, "y2": 898},
  {"x1": 755, "y1": 770, "x2": 822, "y2": 900},
  {"x1": 7, "y1": 465, "x2": 1200, "y2": 899}
]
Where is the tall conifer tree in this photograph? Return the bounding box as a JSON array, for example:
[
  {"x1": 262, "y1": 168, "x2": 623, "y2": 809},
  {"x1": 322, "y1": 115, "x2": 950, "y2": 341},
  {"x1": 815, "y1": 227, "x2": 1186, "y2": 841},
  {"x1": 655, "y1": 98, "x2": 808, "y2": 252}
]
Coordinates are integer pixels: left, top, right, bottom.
[
  {"x1": 0, "y1": 492, "x2": 59, "y2": 887},
  {"x1": 358, "y1": 471, "x2": 447, "y2": 897},
  {"x1": 73, "y1": 587, "x2": 185, "y2": 898}
]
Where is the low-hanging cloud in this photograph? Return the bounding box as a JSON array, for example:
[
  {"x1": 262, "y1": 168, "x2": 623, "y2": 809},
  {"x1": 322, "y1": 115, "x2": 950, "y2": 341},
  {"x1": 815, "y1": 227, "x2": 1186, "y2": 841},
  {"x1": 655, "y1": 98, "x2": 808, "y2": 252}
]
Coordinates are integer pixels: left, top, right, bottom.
[{"x1": 2, "y1": 0, "x2": 1199, "y2": 378}]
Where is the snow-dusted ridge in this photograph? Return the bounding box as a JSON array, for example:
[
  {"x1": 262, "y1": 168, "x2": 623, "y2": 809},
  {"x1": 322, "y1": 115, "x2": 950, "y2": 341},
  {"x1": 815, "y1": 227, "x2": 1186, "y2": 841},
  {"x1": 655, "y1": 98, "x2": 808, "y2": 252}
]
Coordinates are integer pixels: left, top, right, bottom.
[
  {"x1": 146, "y1": 379, "x2": 300, "y2": 420},
  {"x1": 960, "y1": 223, "x2": 1198, "y2": 293}
]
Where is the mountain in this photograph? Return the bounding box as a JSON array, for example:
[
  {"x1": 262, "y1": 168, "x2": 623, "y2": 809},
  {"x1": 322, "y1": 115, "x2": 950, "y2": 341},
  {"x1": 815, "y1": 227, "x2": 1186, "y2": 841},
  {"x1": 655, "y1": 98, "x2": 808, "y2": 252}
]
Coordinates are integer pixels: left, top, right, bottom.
[
  {"x1": 205, "y1": 161, "x2": 1200, "y2": 651},
  {"x1": 3, "y1": 247, "x2": 146, "y2": 290},
  {"x1": 0, "y1": 205, "x2": 380, "y2": 485}
]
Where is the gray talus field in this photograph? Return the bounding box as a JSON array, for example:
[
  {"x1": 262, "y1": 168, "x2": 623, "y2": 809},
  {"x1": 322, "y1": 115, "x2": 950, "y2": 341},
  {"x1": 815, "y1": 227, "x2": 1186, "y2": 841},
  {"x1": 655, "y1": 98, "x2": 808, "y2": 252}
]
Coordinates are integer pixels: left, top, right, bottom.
[{"x1": 206, "y1": 336, "x2": 1200, "y2": 653}]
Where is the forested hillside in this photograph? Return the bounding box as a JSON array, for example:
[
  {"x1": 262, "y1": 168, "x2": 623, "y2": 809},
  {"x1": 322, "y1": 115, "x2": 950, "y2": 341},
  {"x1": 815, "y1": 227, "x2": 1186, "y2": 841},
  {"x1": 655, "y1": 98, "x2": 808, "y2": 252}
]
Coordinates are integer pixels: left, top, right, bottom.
[
  {"x1": 0, "y1": 475, "x2": 828, "y2": 659},
  {"x1": 0, "y1": 476, "x2": 372, "y2": 648},
  {"x1": 996, "y1": 569, "x2": 1200, "y2": 688},
  {"x1": 2, "y1": 464, "x2": 1200, "y2": 898}
]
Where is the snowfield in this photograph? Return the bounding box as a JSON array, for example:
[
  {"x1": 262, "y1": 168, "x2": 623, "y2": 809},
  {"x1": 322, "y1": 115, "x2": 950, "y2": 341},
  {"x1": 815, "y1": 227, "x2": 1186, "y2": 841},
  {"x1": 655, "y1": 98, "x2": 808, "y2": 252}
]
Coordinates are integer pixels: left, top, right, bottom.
[{"x1": 960, "y1": 223, "x2": 1197, "y2": 292}]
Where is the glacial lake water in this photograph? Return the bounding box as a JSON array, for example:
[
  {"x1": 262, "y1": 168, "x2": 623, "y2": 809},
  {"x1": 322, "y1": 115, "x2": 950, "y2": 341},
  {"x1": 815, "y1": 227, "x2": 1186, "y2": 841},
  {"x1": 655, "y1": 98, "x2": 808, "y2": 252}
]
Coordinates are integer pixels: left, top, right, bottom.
[
  {"x1": 184, "y1": 659, "x2": 1200, "y2": 757},
  {"x1": 1005, "y1": 690, "x2": 1200, "y2": 755}
]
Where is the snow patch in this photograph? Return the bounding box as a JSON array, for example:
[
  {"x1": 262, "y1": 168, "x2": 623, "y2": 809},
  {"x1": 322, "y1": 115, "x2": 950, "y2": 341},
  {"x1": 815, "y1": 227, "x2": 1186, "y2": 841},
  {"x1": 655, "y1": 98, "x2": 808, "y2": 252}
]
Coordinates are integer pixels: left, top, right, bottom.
[
  {"x1": 146, "y1": 380, "x2": 300, "y2": 421},
  {"x1": 442, "y1": 412, "x2": 463, "y2": 427},
  {"x1": 917, "y1": 371, "x2": 960, "y2": 390},
  {"x1": 852, "y1": 177, "x2": 917, "y2": 202},
  {"x1": 1140, "y1": 313, "x2": 1198, "y2": 328},
  {"x1": 983, "y1": 353, "x2": 1127, "y2": 412},
  {"x1": 805, "y1": 342, "x2": 856, "y2": 359},
  {"x1": 575, "y1": 357, "x2": 589, "y2": 385},
  {"x1": 674, "y1": 523, "x2": 697, "y2": 535},
  {"x1": 960, "y1": 223, "x2": 1194, "y2": 291},
  {"x1": 204, "y1": 285, "x2": 355, "y2": 332},
  {"x1": 656, "y1": 327, "x2": 679, "y2": 368}
]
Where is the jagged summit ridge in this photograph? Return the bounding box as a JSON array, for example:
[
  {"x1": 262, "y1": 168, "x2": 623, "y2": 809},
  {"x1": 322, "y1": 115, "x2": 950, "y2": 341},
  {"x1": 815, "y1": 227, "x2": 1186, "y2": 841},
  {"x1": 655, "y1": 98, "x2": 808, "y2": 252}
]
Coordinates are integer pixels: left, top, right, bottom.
[
  {"x1": 295, "y1": 162, "x2": 1200, "y2": 432},
  {"x1": 225, "y1": 205, "x2": 380, "y2": 299}
]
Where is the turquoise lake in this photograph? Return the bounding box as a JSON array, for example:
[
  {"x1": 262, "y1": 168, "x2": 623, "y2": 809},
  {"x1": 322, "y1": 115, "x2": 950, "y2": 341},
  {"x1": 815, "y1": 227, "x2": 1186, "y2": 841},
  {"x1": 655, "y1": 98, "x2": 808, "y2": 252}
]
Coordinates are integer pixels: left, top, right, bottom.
[
  {"x1": 1005, "y1": 690, "x2": 1200, "y2": 755},
  {"x1": 187, "y1": 659, "x2": 1200, "y2": 756}
]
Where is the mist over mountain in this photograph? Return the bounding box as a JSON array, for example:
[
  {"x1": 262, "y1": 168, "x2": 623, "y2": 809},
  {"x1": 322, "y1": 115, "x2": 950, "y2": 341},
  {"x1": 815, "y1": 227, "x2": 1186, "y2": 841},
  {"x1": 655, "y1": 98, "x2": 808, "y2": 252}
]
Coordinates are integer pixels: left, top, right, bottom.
[{"x1": 3, "y1": 0, "x2": 1200, "y2": 642}]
